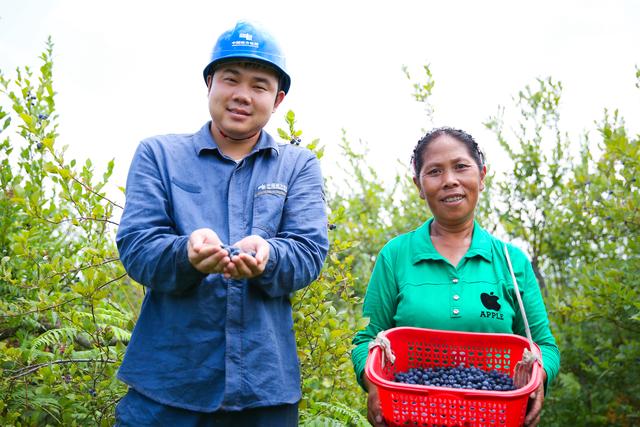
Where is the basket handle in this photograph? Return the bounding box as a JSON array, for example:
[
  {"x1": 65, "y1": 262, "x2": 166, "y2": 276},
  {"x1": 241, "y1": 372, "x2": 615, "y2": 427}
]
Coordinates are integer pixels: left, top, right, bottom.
[
  {"x1": 368, "y1": 331, "x2": 396, "y2": 369},
  {"x1": 503, "y1": 243, "x2": 541, "y2": 363}
]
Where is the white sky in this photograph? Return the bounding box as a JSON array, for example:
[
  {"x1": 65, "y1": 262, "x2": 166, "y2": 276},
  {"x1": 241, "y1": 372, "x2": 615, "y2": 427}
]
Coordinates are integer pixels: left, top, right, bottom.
[{"x1": 1, "y1": 0, "x2": 639, "y2": 205}]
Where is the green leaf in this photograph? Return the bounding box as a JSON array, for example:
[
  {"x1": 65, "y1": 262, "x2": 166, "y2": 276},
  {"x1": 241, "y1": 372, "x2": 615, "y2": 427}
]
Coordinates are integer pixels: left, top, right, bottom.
[
  {"x1": 277, "y1": 128, "x2": 289, "y2": 140},
  {"x1": 42, "y1": 137, "x2": 54, "y2": 149},
  {"x1": 19, "y1": 112, "x2": 33, "y2": 126}
]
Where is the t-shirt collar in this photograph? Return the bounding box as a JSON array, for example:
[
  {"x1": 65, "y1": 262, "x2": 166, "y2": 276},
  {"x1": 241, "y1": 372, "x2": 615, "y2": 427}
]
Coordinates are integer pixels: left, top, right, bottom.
[{"x1": 410, "y1": 217, "x2": 493, "y2": 264}]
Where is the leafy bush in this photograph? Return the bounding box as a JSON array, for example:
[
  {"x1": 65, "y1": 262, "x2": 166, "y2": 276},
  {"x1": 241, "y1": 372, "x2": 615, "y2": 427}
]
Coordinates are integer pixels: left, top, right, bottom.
[
  {"x1": 486, "y1": 77, "x2": 640, "y2": 426},
  {"x1": 0, "y1": 38, "x2": 141, "y2": 426}
]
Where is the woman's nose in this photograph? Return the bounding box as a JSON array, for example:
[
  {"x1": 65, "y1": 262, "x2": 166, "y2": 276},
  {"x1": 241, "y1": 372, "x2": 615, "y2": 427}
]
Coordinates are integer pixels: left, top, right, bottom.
[{"x1": 442, "y1": 169, "x2": 459, "y2": 188}]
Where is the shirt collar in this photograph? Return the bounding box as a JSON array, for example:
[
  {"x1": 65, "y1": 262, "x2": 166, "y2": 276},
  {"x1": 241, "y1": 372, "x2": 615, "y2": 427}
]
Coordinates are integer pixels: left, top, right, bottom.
[
  {"x1": 193, "y1": 121, "x2": 281, "y2": 157},
  {"x1": 410, "y1": 217, "x2": 493, "y2": 264}
]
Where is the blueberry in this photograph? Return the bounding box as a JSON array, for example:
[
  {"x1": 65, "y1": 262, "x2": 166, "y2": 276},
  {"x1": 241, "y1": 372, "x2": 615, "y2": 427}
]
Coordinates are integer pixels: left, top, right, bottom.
[
  {"x1": 221, "y1": 244, "x2": 256, "y2": 258},
  {"x1": 392, "y1": 364, "x2": 515, "y2": 391}
]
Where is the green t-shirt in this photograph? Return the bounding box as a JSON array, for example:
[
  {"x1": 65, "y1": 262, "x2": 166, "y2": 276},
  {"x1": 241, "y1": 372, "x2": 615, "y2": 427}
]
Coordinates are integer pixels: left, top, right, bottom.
[{"x1": 352, "y1": 218, "x2": 560, "y2": 390}]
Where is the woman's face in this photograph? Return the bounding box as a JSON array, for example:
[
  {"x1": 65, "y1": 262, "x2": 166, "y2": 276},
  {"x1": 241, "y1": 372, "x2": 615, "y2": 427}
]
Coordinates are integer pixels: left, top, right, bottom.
[{"x1": 413, "y1": 134, "x2": 486, "y2": 227}]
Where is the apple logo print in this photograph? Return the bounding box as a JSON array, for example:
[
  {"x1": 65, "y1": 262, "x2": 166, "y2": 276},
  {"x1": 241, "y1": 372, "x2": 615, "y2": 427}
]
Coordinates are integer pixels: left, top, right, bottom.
[{"x1": 480, "y1": 292, "x2": 501, "y2": 311}]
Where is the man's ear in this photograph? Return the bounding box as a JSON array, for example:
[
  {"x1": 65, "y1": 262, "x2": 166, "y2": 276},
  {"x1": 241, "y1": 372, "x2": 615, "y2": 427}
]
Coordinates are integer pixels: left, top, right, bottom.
[
  {"x1": 413, "y1": 175, "x2": 425, "y2": 200},
  {"x1": 272, "y1": 90, "x2": 286, "y2": 112},
  {"x1": 206, "y1": 74, "x2": 213, "y2": 93}
]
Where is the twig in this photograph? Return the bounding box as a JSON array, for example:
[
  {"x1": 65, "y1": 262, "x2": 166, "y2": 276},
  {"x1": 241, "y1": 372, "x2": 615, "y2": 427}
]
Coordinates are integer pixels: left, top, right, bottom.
[
  {"x1": 69, "y1": 175, "x2": 124, "y2": 210},
  {"x1": 0, "y1": 273, "x2": 127, "y2": 319},
  {"x1": 45, "y1": 258, "x2": 120, "y2": 280},
  {"x1": 8, "y1": 358, "x2": 117, "y2": 380},
  {"x1": 36, "y1": 215, "x2": 119, "y2": 227}
]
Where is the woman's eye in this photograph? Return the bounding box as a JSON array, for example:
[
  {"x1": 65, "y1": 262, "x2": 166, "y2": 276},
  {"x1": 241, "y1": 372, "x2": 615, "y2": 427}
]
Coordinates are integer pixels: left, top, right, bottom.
[
  {"x1": 456, "y1": 163, "x2": 470, "y2": 169},
  {"x1": 426, "y1": 169, "x2": 440, "y2": 175}
]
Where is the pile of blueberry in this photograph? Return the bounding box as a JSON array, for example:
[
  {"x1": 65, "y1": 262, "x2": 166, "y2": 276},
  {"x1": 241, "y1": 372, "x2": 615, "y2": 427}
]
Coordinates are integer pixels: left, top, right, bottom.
[
  {"x1": 221, "y1": 244, "x2": 256, "y2": 258},
  {"x1": 393, "y1": 365, "x2": 516, "y2": 391}
]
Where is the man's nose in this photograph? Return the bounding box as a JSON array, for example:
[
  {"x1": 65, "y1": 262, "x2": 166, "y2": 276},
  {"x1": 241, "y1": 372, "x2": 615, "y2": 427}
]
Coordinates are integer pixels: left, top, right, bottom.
[{"x1": 231, "y1": 84, "x2": 251, "y2": 104}]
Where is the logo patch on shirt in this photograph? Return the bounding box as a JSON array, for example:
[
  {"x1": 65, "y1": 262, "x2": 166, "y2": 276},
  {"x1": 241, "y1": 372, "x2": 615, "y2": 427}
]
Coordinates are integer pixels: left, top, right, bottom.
[
  {"x1": 480, "y1": 292, "x2": 504, "y2": 320},
  {"x1": 256, "y1": 183, "x2": 287, "y2": 197}
]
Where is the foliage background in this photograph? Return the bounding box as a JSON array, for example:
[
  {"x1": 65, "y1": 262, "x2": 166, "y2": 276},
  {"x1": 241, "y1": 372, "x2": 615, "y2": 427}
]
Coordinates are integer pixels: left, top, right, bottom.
[{"x1": 1, "y1": 43, "x2": 638, "y2": 426}]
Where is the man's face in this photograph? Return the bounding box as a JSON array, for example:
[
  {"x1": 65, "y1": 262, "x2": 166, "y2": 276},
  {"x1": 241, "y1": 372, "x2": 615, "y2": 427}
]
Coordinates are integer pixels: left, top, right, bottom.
[{"x1": 207, "y1": 64, "x2": 285, "y2": 140}]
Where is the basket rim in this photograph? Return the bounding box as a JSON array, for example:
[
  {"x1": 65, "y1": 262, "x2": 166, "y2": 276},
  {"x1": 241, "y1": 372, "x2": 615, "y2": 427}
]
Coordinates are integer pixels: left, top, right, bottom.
[{"x1": 365, "y1": 326, "x2": 542, "y2": 398}]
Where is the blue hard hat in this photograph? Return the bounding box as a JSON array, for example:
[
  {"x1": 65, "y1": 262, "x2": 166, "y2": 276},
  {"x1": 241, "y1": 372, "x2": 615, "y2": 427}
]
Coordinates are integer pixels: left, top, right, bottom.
[{"x1": 203, "y1": 21, "x2": 291, "y2": 94}]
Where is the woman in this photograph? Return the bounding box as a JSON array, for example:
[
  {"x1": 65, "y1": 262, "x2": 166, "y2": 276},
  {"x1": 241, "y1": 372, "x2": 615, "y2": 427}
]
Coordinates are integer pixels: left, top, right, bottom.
[{"x1": 351, "y1": 128, "x2": 560, "y2": 427}]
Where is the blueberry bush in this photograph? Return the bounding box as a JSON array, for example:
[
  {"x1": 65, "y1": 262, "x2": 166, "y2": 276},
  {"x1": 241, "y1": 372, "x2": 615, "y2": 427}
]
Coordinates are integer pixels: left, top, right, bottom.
[{"x1": 0, "y1": 39, "x2": 140, "y2": 426}]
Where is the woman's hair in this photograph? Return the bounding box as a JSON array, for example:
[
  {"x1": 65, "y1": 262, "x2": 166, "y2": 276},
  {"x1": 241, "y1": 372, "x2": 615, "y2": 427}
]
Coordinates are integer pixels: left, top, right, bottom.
[{"x1": 411, "y1": 127, "x2": 486, "y2": 177}]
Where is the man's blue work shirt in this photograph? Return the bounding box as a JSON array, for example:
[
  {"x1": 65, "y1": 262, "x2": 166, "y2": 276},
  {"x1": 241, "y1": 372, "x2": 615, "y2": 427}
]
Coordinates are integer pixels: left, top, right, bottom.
[{"x1": 116, "y1": 122, "x2": 329, "y2": 412}]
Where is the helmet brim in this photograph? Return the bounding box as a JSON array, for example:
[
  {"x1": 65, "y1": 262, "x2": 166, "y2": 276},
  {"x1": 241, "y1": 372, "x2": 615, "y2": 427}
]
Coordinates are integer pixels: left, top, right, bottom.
[{"x1": 202, "y1": 55, "x2": 291, "y2": 94}]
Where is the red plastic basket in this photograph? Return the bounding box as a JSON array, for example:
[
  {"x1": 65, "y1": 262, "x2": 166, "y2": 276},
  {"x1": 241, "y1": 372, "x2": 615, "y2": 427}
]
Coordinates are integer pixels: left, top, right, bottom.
[{"x1": 365, "y1": 327, "x2": 542, "y2": 427}]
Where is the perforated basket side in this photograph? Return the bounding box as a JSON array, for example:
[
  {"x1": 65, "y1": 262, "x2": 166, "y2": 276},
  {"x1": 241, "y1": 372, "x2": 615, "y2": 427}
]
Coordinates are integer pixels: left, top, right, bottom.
[{"x1": 365, "y1": 327, "x2": 542, "y2": 427}]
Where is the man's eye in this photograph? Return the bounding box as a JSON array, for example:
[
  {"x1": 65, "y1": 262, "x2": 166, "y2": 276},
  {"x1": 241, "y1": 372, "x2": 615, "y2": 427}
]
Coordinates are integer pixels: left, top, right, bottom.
[
  {"x1": 254, "y1": 86, "x2": 267, "y2": 91},
  {"x1": 224, "y1": 77, "x2": 237, "y2": 83}
]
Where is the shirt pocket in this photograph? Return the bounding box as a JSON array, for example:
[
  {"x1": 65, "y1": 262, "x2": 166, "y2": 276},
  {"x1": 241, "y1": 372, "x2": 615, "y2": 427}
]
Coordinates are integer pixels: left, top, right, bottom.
[
  {"x1": 171, "y1": 177, "x2": 202, "y2": 194},
  {"x1": 251, "y1": 189, "x2": 286, "y2": 238},
  {"x1": 169, "y1": 177, "x2": 205, "y2": 234}
]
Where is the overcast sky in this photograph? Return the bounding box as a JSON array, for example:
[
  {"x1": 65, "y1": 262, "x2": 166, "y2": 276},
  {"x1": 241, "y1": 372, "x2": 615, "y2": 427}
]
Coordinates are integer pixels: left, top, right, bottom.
[{"x1": 1, "y1": 1, "x2": 639, "y2": 204}]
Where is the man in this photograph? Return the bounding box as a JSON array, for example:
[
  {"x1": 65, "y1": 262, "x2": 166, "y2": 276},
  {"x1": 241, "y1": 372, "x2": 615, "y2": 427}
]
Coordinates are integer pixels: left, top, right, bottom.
[{"x1": 115, "y1": 21, "x2": 329, "y2": 426}]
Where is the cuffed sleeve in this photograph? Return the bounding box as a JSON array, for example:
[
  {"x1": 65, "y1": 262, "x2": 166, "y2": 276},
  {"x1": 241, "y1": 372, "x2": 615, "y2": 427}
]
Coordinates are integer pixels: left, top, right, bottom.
[
  {"x1": 116, "y1": 141, "x2": 206, "y2": 294},
  {"x1": 250, "y1": 154, "x2": 329, "y2": 298}
]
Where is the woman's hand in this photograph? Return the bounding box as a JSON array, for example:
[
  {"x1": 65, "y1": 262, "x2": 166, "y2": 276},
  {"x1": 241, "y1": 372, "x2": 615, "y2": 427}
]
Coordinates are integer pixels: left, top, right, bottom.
[
  {"x1": 524, "y1": 369, "x2": 547, "y2": 426},
  {"x1": 363, "y1": 376, "x2": 387, "y2": 426}
]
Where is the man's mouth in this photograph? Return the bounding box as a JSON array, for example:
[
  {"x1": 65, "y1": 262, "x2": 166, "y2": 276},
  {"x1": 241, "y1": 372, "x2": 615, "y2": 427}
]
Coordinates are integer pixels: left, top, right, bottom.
[{"x1": 228, "y1": 108, "x2": 250, "y2": 116}]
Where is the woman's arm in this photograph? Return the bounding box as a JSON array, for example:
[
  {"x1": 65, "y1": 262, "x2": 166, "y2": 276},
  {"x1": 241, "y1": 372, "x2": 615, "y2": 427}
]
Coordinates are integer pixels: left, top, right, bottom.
[
  {"x1": 351, "y1": 249, "x2": 399, "y2": 388},
  {"x1": 509, "y1": 244, "x2": 561, "y2": 390},
  {"x1": 362, "y1": 374, "x2": 387, "y2": 427},
  {"x1": 351, "y1": 246, "x2": 401, "y2": 426},
  {"x1": 525, "y1": 368, "x2": 547, "y2": 427}
]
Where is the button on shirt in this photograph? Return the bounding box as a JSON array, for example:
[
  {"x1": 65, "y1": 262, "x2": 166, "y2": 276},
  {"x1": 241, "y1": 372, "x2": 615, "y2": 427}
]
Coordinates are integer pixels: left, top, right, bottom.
[
  {"x1": 116, "y1": 123, "x2": 329, "y2": 412},
  {"x1": 352, "y1": 218, "x2": 560, "y2": 390}
]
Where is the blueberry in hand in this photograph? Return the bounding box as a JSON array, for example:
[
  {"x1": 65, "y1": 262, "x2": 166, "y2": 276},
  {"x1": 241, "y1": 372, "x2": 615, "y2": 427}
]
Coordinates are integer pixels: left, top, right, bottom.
[{"x1": 221, "y1": 244, "x2": 256, "y2": 258}]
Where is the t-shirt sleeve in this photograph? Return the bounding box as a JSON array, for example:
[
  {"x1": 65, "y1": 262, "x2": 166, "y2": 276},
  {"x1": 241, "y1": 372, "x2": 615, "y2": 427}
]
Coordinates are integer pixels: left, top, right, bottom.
[
  {"x1": 351, "y1": 247, "x2": 399, "y2": 390},
  {"x1": 509, "y1": 245, "x2": 561, "y2": 392}
]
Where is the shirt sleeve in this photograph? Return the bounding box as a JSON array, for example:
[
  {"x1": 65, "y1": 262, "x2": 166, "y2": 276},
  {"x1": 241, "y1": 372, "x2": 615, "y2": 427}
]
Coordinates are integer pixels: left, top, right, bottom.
[
  {"x1": 351, "y1": 247, "x2": 399, "y2": 390},
  {"x1": 249, "y1": 153, "x2": 329, "y2": 298},
  {"x1": 508, "y1": 244, "x2": 561, "y2": 392},
  {"x1": 116, "y1": 141, "x2": 206, "y2": 294}
]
